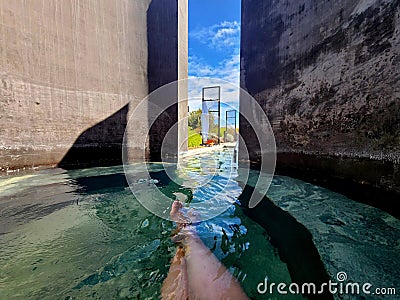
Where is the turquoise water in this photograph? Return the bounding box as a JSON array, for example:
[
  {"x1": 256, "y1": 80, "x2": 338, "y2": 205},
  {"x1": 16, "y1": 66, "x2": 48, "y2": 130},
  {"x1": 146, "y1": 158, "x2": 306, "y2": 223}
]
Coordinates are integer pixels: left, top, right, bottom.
[
  {"x1": 0, "y1": 150, "x2": 296, "y2": 300},
  {"x1": 1, "y1": 149, "x2": 399, "y2": 299}
]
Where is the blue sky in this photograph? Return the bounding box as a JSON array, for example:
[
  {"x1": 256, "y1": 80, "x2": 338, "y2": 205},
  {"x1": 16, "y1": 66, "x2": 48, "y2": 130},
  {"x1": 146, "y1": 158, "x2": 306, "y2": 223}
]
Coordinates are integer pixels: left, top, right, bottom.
[{"x1": 188, "y1": 0, "x2": 241, "y2": 113}]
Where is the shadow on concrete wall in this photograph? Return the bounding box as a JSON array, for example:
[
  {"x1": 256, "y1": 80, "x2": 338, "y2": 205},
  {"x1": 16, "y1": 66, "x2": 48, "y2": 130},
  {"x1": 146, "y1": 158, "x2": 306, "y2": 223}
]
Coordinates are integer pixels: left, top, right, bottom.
[
  {"x1": 58, "y1": 104, "x2": 128, "y2": 169},
  {"x1": 59, "y1": 0, "x2": 180, "y2": 169},
  {"x1": 147, "y1": 0, "x2": 178, "y2": 161}
]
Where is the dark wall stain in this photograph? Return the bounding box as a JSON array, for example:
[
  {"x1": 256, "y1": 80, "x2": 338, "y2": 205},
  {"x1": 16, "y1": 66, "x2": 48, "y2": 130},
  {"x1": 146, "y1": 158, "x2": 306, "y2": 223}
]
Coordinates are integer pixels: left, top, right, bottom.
[
  {"x1": 241, "y1": 0, "x2": 285, "y2": 94},
  {"x1": 353, "y1": 1, "x2": 397, "y2": 65},
  {"x1": 240, "y1": 0, "x2": 400, "y2": 197}
]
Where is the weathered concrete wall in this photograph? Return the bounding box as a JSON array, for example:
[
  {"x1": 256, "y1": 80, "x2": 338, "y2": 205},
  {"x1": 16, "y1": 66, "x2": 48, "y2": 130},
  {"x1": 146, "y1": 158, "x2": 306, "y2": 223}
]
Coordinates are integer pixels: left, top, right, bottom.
[
  {"x1": 240, "y1": 0, "x2": 400, "y2": 195},
  {"x1": 0, "y1": 0, "x2": 187, "y2": 171}
]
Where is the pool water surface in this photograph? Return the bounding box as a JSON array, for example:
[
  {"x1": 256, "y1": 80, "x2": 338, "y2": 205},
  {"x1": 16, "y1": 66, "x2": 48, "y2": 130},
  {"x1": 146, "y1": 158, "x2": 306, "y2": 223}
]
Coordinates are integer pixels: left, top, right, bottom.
[
  {"x1": 0, "y1": 149, "x2": 296, "y2": 299},
  {"x1": 1, "y1": 148, "x2": 399, "y2": 299}
]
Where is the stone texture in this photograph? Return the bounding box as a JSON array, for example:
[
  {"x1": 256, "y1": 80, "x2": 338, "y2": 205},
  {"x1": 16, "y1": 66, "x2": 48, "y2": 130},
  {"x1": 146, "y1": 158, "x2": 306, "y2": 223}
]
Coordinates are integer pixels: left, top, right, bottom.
[
  {"x1": 240, "y1": 0, "x2": 400, "y2": 195},
  {"x1": 0, "y1": 0, "x2": 188, "y2": 171}
]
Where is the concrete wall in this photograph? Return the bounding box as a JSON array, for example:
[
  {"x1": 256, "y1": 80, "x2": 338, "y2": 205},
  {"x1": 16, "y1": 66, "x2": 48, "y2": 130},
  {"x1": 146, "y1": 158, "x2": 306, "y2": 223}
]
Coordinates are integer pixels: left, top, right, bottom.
[
  {"x1": 240, "y1": 0, "x2": 400, "y2": 196},
  {"x1": 145, "y1": 0, "x2": 188, "y2": 161},
  {"x1": 0, "y1": 0, "x2": 187, "y2": 171},
  {"x1": 178, "y1": 0, "x2": 189, "y2": 154}
]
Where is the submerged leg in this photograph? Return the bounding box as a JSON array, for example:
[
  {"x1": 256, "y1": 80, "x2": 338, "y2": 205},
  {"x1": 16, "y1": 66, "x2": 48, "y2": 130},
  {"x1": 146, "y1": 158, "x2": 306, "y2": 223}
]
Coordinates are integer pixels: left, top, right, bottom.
[
  {"x1": 183, "y1": 229, "x2": 249, "y2": 300},
  {"x1": 161, "y1": 246, "x2": 189, "y2": 300},
  {"x1": 166, "y1": 200, "x2": 249, "y2": 300},
  {"x1": 161, "y1": 201, "x2": 191, "y2": 299}
]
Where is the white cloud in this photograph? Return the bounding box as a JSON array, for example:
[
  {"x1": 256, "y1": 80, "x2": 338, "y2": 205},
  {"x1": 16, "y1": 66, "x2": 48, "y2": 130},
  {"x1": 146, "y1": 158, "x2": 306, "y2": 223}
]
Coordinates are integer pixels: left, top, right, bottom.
[
  {"x1": 187, "y1": 57, "x2": 240, "y2": 114},
  {"x1": 190, "y1": 21, "x2": 240, "y2": 50},
  {"x1": 188, "y1": 51, "x2": 240, "y2": 85},
  {"x1": 188, "y1": 21, "x2": 240, "y2": 113}
]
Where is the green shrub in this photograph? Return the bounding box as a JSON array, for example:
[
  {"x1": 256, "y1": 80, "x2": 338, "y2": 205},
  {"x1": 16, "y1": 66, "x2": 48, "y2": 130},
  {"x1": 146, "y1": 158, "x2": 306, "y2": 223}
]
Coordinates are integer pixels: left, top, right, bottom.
[{"x1": 188, "y1": 128, "x2": 202, "y2": 147}]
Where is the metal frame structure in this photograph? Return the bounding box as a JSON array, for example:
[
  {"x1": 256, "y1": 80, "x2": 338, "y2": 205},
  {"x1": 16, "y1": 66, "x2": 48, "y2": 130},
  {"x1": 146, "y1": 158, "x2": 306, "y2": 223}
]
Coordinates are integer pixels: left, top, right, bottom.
[
  {"x1": 225, "y1": 109, "x2": 237, "y2": 141},
  {"x1": 202, "y1": 86, "x2": 221, "y2": 144}
]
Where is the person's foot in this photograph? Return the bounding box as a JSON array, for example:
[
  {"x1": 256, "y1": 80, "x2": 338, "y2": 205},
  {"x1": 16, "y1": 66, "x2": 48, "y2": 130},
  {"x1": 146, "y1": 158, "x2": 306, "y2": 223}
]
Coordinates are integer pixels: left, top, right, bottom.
[
  {"x1": 187, "y1": 208, "x2": 201, "y2": 225},
  {"x1": 170, "y1": 200, "x2": 184, "y2": 222},
  {"x1": 170, "y1": 201, "x2": 199, "y2": 246}
]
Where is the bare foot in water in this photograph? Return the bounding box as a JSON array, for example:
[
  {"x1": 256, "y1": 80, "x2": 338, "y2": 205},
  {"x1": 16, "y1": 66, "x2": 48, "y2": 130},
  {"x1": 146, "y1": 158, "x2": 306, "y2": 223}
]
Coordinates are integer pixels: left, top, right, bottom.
[
  {"x1": 162, "y1": 201, "x2": 249, "y2": 300},
  {"x1": 170, "y1": 200, "x2": 184, "y2": 222},
  {"x1": 170, "y1": 200, "x2": 196, "y2": 245},
  {"x1": 170, "y1": 200, "x2": 196, "y2": 228}
]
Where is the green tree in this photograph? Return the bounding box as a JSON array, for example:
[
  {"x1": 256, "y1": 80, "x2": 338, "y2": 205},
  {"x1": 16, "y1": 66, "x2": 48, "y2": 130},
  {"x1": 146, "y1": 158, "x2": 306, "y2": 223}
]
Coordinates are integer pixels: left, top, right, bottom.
[
  {"x1": 188, "y1": 109, "x2": 202, "y2": 130},
  {"x1": 187, "y1": 108, "x2": 220, "y2": 141}
]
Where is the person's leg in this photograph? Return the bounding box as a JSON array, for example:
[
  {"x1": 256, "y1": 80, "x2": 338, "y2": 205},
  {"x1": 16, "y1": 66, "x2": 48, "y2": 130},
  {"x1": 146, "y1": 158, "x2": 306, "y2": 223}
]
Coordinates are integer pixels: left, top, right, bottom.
[
  {"x1": 161, "y1": 201, "x2": 191, "y2": 299},
  {"x1": 161, "y1": 246, "x2": 189, "y2": 300},
  {"x1": 181, "y1": 227, "x2": 249, "y2": 300},
  {"x1": 169, "y1": 201, "x2": 249, "y2": 300}
]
